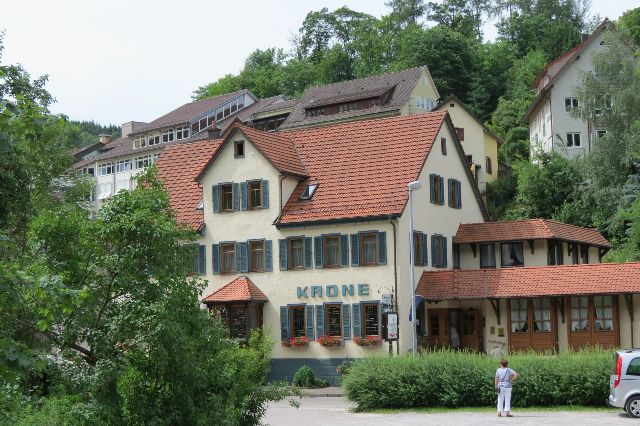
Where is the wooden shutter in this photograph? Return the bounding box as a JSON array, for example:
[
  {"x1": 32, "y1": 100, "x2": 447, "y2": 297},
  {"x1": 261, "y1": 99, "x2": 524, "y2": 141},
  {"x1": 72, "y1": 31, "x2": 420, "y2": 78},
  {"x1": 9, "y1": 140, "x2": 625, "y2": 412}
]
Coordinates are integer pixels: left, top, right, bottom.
[
  {"x1": 447, "y1": 178, "x2": 453, "y2": 207},
  {"x1": 342, "y1": 304, "x2": 352, "y2": 340},
  {"x1": 438, "y1": 175, "x2": 444, "y2": 205},
  {"x1": 279, "y1": 239, "x2": 287, "y2": 270},
  {"x1": 232, "y1": 183, "x2": 240, "y2": 211},
  {"x1": 350, "y1": 234, "x2": 360, "y2": 267},
  {"x1": 240, "y1": 241, "x2": 248, "y2": 273},
  {"x1": 212, "y1": 244, "x2": 220, "y2": 274},
  {"x1": 198, "y1": 245, "x2": 206, "y2": 275},
  {"x1": 429, "y1": 174, "x2": 435, "y2": 203},
  {"x1": 280, "y1": 306, "x2": 289, "y2": 341},
  {"x1": 422, "y1": 233, "x2": 429, "y2": 265},
  {"x1": 261, "y1": 180, "x2": 269, "y2": 208},
  {"x1": 304, "y1": 237, "x2": 313, "y2": 269},
  {"x1": 378, "y1": 231, "x2": 387, "y2": 265},
  {"x1": 212, "y1": 185, "x2": 220, "y2": 213},
  {"x1": 235, "y1": 242, "x2": 242, "y2": 273},
  {"x1": 443, "y1": 236, "x2": 448, "y2": 268},
  {"x1": 456, "y1": 181, "x2": 462, "y2": 208},
  {"x1": 314, "y1": 236, "x2": 323, "y2": 268},
  {"x1": 430, "y1": 235, "x2": 436, "y2": 267},
  {"x1": 340, "y1": 234, "x2": 349, "y2": 267},
  {"x1": 352, "y1": 303, "x2": 361, "y2": 337},
  {"x1": 315, "y1": 305, "x2": 324, "y2": 338},
  {"x1": 240, "y1": 182, "x2": 248, "y2": 211},
  {"x1": 306, "y1": 305, "x2": 315, "y2": 340},
  {"x1": 264, "y1": 240, "x2": 273, "y2": 272}
]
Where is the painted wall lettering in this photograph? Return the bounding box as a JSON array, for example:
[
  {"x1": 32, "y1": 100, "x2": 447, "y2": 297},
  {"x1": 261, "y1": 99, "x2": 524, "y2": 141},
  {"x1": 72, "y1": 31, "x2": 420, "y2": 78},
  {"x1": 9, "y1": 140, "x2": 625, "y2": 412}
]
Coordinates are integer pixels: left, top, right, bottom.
[
  {"x1": 326, "y1": 285, "x2": 339, "y2": 297},
  {"x1": 310, "y1": 286, "x2": 323, "y2": 297},
  {"x1": 358, "y1": 283, "x2": 369, "y2": 296},
  {"x1": 296, "y1": 284, "x2": 370, "y2": 299}
]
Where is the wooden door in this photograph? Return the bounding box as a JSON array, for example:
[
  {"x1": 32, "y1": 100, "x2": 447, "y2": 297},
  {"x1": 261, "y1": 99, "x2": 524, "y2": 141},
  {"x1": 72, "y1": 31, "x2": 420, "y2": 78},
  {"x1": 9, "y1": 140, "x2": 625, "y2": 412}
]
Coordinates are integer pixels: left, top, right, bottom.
[
  {"x1": 427, "y1": 308, "x2": 450, "y2": 348},
  {"x1": 460, "y1": 310, "x2": 481, "y2": 351}
]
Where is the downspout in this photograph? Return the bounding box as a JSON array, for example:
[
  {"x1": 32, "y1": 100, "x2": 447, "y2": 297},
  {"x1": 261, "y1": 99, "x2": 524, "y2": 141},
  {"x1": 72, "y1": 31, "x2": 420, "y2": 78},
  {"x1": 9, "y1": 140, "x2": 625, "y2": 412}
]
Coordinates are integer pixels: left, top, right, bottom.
[
  {"x1": 279, "y1": 174, "x2": 286, "y2": 216},
  {"x1": 389, "y1": 216, "x2": 400, "y2": 355}
]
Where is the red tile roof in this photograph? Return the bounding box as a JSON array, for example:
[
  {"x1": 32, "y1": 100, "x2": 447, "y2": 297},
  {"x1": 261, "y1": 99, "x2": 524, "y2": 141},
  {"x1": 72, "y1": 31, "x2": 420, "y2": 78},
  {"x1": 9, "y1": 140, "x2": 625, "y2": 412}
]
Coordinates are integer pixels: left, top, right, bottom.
[
  {"x1": 277, "y1": 111, "x2": 450, "y2": 225},
  {"x1": 417, "y1": 263, "x2": 640, "y2": 300},
  {"x1": 156, "y1": 139, "x2": 222, "y2": 229},
  {"x1": 235, "y1": 126, "x2": 308, "y2": 177},
  {"x1": 202, "y1": 276, "x2": 268, "y2": 303},
  {"x1": 455, "y1": 219, "x2": 611, "y2": 248}
]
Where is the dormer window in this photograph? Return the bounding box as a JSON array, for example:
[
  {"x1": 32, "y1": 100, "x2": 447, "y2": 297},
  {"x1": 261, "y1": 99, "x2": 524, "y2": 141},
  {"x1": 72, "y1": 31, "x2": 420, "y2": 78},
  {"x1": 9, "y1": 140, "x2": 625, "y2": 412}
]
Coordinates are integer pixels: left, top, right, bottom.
[
  {"x1": 300, "y1": 184, "x2": 318, "y2": 200},
  {"x1": 234, "y1": 141, "x2": 245, "y2": 158},
  {"x1": 134, "y1": 136, "x2": 146, "y2": 149}
]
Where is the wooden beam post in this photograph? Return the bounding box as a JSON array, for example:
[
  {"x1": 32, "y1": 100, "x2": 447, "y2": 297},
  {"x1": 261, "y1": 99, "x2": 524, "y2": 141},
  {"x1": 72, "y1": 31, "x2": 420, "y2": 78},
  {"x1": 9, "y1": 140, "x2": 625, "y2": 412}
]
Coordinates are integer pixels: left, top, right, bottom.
[{"x1": 489, "y1": 298, "x2": 501, "y2": 325}]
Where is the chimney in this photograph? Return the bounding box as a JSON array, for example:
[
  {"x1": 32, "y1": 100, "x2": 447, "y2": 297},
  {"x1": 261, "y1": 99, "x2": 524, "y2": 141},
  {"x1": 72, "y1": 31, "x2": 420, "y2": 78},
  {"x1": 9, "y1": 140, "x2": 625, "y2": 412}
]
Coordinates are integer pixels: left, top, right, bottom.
[
  {"x1": 121, "y1": 121, "x2": 146, "y2": 138},
  {"x1": 98, "y1": 134, "x2": 112, "y2": 144},
  {"x1": 581, "y1": 33, "x2": 589, "y2": 42}
]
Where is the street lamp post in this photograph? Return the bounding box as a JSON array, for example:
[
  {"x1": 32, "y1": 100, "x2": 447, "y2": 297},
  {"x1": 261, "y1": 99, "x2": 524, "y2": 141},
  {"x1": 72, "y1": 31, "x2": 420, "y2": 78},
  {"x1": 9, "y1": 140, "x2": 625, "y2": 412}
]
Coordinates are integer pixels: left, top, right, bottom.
[{"x1": 407, "y1": 180, "x2": 422, "y2": 356}]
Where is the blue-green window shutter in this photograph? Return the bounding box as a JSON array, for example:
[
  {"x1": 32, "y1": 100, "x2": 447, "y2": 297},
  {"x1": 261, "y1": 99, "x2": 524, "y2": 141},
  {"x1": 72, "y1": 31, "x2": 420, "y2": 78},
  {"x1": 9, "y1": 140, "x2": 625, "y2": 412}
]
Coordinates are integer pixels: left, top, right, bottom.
[
  {"x1": 447, "y1": 178, "x2": 453, "y2": 207},
  {"x1": 264, "y1": 240, "x2": 273, "y2": 272},
  {"x1": 304, "y1": 237, "x2": 313, "y2": 269},
  {"x1": 438, "y1": 175, "x2": 444, "y2": 205},
  {"x1": 240, "y1": 182, "x2": 248, "y2": 211},
  {"x1": 456, "y1": 180, "x2": 462, "y2": 208},
  {"x1": 306, "y1": 305, "x2": 315, "y2": 340},
  {"x1": 212, "y1": 185, "x2": 220, "y2": 213},
  {"x1": 352, "y1": 303, "x2": 361, "y2": 337},
  {"x1": 429, "y1": 174, "x2": 435, "y2": 204},
  {"x1": 280, "y1": 306, "x2": 289, "y2": 341},
  {"x1": 340, "y1": 234, "x2": 349, "y2": 267},
  {"x1": 314, "y1": 236, "x2": 323, "y2": 268},
  {"x1": 233, "y1": 183, "x2": 240, "y2": 211},
  {"x1": 444, "y1": 236, "x2": 448, "y2": 268},
  {"x1": 212, "y1": 244, "x2": 220, "y2": 274},
  {"x1": 342, "y1": 304, "x2": 351, "y2": 340},
  {"x1": 431, "y1": 234, "x2": 436, "y2": 266},
  {"x1": 240, "y1": 241, "x2": 248, "y2": 273},
  {"x1": 198, "y1": 245, "x2": 206, "y2": 275},
  {"x1": 350, "y1": 234, "x2": 360, "y2": 267},
  {"x1": 315, "y1": 305, "x2": 324, "y2": 338},
  {"x1": 261, "y1": 180, "x2": 269, "y2": 208},
  {"x1": 378, "y1": 231, "x2": 387, "y2": 265},
  {"x1": 235, "y1": 242, "x2": 242, "y2": 273},
  {"x1": 278, "y1": 239, "x2": 287, "y2": 270},
  {"x1": 422, "y1": 233, "x2": 429, "y2": 265}
]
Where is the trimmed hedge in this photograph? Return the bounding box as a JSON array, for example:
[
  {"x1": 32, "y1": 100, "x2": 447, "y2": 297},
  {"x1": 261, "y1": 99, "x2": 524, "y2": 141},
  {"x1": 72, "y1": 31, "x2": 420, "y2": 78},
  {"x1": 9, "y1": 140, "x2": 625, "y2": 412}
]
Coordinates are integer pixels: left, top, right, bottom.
[{"x1": 342, "y1": 349, "x2": 612, "y2": 409}]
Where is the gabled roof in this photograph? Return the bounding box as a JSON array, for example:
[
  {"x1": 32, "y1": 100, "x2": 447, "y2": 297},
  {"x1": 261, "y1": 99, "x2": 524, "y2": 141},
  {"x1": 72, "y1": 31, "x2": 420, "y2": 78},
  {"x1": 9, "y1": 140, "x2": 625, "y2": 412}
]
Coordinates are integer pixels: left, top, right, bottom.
[
  {"x1": 133, "y1": 90, "x2": 252, "y2": 134},
  {"x1": 454, "y1": 219, "x2": 611, "y2": 248},
  {"x1": 417, "y1": 263, "x2": 640, "y2": 300},
  {"x1": 279, "y1": 66, "x2": 436, "y2": 130},
  {"x1": 434, "y1": 95, "x2": 503, "y2": 145},
  {"x1": 156, "y1": 138, "x2": 222, "y2": 229},
  {"x1": 196, "y1": 123, "x2": 308, "y2": 182},
  {"x1": 202, "y1": 276, "x2": 268, "y2": 303}
]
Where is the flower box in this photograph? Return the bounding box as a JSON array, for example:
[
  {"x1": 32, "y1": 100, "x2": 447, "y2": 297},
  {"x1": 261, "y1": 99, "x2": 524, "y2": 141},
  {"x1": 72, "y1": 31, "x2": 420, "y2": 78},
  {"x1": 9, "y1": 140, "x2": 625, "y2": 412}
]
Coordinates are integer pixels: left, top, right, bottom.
[
  {"x1": 316, "y1": 335, "x2": 342, "y2": 347},
  {"x1": 353, "y1": 336, "x2": 383, "y2": 347},
  {"x1": 286, "y1": 336, "x2": 310, "y2": 348}
]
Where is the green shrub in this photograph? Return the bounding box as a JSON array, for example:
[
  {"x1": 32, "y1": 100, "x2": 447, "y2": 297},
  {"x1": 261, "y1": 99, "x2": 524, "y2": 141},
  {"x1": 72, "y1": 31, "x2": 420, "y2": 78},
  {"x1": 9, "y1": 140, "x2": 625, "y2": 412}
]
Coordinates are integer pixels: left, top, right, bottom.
[
  {"x1": 343, "y1": 349, "x2": 612, "y2": 410},
  {"x1": 292, "y1": 366, "x2": 328, "y2": 388}
]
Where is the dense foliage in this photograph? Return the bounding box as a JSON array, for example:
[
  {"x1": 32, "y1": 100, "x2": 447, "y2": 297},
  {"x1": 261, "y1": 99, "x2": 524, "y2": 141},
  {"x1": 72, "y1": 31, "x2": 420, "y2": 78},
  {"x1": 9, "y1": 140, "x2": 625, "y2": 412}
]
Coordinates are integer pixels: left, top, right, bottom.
[{"x1": 343, "y1": 349, "x2": 611, "y2": 409}]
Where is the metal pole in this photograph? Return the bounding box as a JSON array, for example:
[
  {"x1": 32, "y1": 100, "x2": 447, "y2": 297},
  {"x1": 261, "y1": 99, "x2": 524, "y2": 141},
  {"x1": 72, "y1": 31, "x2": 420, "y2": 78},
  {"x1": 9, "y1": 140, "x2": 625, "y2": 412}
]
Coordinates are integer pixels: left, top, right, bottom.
[{"x1": 408, "y1": 188, "x2": 417, "y2": 356}]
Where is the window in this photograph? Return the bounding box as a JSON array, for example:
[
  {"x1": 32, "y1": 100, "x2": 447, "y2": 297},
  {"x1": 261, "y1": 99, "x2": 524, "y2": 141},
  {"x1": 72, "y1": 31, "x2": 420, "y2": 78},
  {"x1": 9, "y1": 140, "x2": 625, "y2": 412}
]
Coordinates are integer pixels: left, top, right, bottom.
[
  {"x1": 220, "y1": 243, "x2": 235, "y2": 274},
  {"x1": 628, "y1": 358, "x2": 640, "y2": 376},
  {"x1": 360, "y1": 233, "x2": 378, "y2": 266},
  {"x1": 199, "y1": 117, "x2": 208, "y2": 132},
  {"x1": 597, "y1": 129, "x2": 607, "y2": 138},
  {"x1": 511, "y1": 298, "x2": 528, "y2": 333},
  {"x1": 147, "y1": 133, "x2": 160, "y2": 146},
  {"x1": 176, "y1": 126, "x2": 190, "y2": 140},
  {"x1": 480, "y1": 244, "x2": 496, "y2": 268},
  {"x1": 288, "y1": 238, "x2": 305, "y2": 270},
  {"x1": 486, "y1": 156, "x2": 493, "y2": 175},
  {"x1": 229, "y1": 308, "x2": 247, "y2": 339},
  {"x1": 581, "y1": 244, "x2": 589, "y2": 264},
  {"x1": 116, "y1": 159, "x2": 132, "y2": 173},
  {"x1": 300, "y1": 184, "x2": 318, "y2": 200},
  {"x1": 325, "y1": 304, "x2": 342, "y2": 337},
  {"x1": 448, "y1": 179, "x2": 461, "y2": 209},
  {"x1": 339, "y1": 102, "x2": 358, "y2": 112},
  {"x1": 431, "y1": 234, "x2": 447, "y2": 268},
  {"x1": 430, "y1": 174, "x2": 444, "y2": 205},
  {"x1": 414, "y1": 232, "x2": 424, "y2": 266},
  {"x1": 96, "y1": 182, "x2": 113, "y2": 199},
  {"x1": 162, "y1": 129, "x2": 174, "y2": 143},
  {"x1": 290, "y1": 305, "x2": 306, "y2": 338},
  {"x1": 452, "y1": 242, "x2": 460, "y2": 269},
  {"x1": 323, "y1": 235, "x2": 340, "y2": 268},
  {"x1": 99, "y1": 162, "x2": 114, "y2": 176},
  {"x1": 220, "y1": 184, "x2": 233, "y2": 211},
  {"x1": 567, "y1": 132, "x2": 581, "y2": 148},
  {"x1": 249, "y1": 240, "x2": 264, "y2": 272},
  {"x1": 304, "y1": 107, "x2": 325, "y2": 118},
  {"x1": 136, "y1": 155, "x2": 152, "y2": 169},
  {"x1": 571, "y1": 296, "x2": 590, "y2": 331},
  {"x1": 594, "y1": 296, "x2": 613, "y2": 331},
  {"x1": 134, "y1": 136, "x2": 146, "y2": 148},
  {"x1": 248, "y1": 180, "x2": 262, "y2": 209},
  {"x1": 501, "y1": 242, "x2": 524, "y2": 267},
  {"x1": 430, "y1": 314, "x2": 440, "y2": 336},
  {"x1": 570, "y1": 243, "x2": 579, "y2": 264},
  {"x1": 234, "y1": 141, "x2": 244, "y2": 158},
  {"x1": 547, "y1": 240, "x2": 564, "y2": 265},
  {"x1": 362, "y1": 303, "x2": 379, "y2": 336},
  {"x1": 441, "y1": 137, "x2": 447, "y2": 155},
  {"x1": 455, "y1": 127, "x2": 464, "y2": 141},
  {"x1": 565, "y1": 97, "x2": 579, "y2": 112},
  {"x1": 532, "y1": 298, "x2": 551, "y2": 332}
]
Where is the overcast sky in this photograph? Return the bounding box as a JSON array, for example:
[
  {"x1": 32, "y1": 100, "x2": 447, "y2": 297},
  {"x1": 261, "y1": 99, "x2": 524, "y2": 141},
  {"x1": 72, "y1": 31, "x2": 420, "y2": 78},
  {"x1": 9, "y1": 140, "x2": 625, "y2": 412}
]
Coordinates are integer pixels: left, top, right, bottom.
[{"x1": 1, "y1": 0, "x2": 636, "y2": 126}]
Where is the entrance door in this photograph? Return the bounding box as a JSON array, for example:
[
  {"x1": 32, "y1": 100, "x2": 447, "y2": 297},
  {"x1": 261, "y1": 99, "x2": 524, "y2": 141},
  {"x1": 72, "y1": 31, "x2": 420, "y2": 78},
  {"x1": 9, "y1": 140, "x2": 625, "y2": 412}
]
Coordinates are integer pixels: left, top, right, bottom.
[
  {"x1": 460, "y1": 310, "x2": 481, "y2": 351},
  {"x1": 427, "y1": 308, "x2": 450, "y2": 348}
]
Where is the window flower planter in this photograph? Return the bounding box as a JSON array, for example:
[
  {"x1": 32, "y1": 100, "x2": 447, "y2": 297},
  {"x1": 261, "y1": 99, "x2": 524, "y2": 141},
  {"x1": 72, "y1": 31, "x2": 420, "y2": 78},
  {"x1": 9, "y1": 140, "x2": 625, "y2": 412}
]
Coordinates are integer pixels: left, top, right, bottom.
[
  {"x1": 284, "y1": 336, "x2": 310, "y2": 348},
  {"x1": 316, "y1": 335, "x2": 342, "y2": 347},
  {"x1": 353, "y1": 336, "x2": 383, "y2": 347}
]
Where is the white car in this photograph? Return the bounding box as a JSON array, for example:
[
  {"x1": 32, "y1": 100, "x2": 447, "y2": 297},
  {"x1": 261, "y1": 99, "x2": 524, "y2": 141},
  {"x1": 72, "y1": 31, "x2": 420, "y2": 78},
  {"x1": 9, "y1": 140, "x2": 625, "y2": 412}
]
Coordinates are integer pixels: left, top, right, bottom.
[{"x1": 610, "y1": 349, "x2": 640, "y2": 417}]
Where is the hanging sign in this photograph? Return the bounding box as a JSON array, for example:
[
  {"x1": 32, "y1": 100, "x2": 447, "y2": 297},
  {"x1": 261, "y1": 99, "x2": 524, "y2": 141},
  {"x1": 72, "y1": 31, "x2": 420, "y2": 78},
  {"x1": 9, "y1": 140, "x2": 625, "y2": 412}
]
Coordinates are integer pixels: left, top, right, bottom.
[{"x1": 382, "y1": 311, "x2": 399, "y2": 341}]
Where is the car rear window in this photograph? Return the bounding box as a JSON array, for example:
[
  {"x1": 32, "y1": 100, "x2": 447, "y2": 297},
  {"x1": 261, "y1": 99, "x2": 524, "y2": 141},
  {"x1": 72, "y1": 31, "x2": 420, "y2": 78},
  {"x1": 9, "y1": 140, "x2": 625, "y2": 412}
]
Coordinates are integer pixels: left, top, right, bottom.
[{"x1": 628, "y1": 357, "x2": 640, "y2": 376}]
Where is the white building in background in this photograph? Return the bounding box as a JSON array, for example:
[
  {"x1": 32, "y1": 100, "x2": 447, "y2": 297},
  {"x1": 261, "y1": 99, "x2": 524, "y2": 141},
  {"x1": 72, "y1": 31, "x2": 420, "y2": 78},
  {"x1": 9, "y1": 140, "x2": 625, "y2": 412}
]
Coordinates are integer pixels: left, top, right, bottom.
[{"x1": 525, "y1": 19, "x2": 613, "y2": 159}]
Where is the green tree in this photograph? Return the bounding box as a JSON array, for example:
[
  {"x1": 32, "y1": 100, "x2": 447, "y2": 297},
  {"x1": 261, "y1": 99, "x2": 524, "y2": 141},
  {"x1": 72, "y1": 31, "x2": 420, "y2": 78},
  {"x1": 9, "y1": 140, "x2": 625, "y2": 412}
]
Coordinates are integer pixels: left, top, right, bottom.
[
  {"x1": 386, "y1": 0, "x2": 428, "y2": 27},
  {"x1": 192, "y1": 73, "x2": 243, "y2": 101},
  {"x1": 618, "y1": 7, "x2": 640, "y2": 46}
]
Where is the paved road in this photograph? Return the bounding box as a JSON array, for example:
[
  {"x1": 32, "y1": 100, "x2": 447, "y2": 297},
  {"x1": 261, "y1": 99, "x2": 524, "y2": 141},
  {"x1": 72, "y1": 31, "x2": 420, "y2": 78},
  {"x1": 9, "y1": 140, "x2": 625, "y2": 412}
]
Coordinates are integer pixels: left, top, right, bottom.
[{"x1": 264, "y1": 396, "x2": 637, "y2": 425}]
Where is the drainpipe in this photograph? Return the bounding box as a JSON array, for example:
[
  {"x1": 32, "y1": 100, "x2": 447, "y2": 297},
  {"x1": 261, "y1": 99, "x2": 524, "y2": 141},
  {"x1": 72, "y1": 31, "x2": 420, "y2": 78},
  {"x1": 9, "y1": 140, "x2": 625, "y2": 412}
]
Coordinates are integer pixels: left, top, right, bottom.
[
  {"x1": 278, "y1": 174, "x2": 286, "y2": 216},
  {"x1": 389, "y1": 216, "x2": 400, "y2": 355}
]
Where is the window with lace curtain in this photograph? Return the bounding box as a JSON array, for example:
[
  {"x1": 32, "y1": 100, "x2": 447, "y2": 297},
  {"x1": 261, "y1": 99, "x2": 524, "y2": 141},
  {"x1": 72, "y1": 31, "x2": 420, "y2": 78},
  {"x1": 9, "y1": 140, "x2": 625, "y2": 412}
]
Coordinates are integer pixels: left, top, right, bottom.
[
  {"x1": 511, "y1": 298, "x2": 528, "y2": 333},
  {"x1": 533, "y1": 298, "x2": 551, "y2": 332}
]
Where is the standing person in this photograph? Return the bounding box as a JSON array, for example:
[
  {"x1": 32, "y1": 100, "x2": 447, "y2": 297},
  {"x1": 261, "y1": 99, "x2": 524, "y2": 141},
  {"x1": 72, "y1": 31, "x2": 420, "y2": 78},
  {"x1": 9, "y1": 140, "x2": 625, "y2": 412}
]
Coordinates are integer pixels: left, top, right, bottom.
[{"x1": 495, "y1": 359, "x2": 519, "y2": 417}]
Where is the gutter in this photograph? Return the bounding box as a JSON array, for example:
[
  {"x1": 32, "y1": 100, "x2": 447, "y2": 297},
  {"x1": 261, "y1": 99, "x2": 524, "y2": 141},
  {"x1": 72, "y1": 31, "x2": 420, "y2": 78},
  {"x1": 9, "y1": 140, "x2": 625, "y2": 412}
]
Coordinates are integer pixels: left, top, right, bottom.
[{"x1": 389, "y1": 216, "x2": 400, "y2": 355}]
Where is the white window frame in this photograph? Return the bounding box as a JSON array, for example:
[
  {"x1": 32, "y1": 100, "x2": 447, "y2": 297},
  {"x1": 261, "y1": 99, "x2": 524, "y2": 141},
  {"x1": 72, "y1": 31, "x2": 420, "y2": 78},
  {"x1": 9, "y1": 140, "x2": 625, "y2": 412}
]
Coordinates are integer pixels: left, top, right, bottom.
[
  {"x1": 162, "y1": 129, "x2": 175, "y2": 143},
  {"x1": 565, "y1": 97, "x2": 579, "y2": 112},
  {"x1": 147, "y1": 132, "x2": 160, "y2": 146},
  {"x1": 566, "y1": 132, "x2": 581, "y2": 148},
  {"x1": 135, "y1": 155, "x2": 153, "y2": 169},
  {"x1": 134, "y1": 136, "x2": 146, "y2": 149},
  {"x1": 116, "y1": 159, "x2": 132, "y2": 173},
  {"x1": 98, "y1": 162, "x2": 114, "y2": 176},
  {"x1": 176, "y1": 126, "x2": 190, "y2": 140}
]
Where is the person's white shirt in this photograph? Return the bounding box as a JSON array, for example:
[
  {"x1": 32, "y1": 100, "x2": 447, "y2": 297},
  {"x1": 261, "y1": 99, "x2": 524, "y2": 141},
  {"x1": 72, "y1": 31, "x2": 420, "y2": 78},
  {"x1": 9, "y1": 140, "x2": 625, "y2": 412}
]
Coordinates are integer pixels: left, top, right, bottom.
[{"x1": 450, "y1": 326, "x2": 460, "y2": 348}]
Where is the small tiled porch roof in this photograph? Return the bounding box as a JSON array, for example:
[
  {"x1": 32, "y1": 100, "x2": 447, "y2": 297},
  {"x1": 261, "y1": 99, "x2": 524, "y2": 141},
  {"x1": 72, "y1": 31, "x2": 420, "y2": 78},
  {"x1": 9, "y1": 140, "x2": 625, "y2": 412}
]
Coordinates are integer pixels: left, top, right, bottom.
[
  {"x1": 202, "y1": 276, "x2": 268, "y2": 303},
  {"x1": 416, "y1": 263, "x2": 640, "y2": 301}
]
